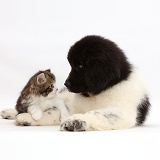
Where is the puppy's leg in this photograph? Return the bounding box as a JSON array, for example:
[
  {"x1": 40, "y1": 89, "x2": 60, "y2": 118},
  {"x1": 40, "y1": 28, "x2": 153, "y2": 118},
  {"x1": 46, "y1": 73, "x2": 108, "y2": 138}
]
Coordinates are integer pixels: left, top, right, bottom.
[
  {"x1": 53, "y1": 97, "x2": 69, "y2": 121},
  {"x1": 60, "y1": 108, "x2": 136, "y2": 131},
  {"x1": 0, "y1": 109, "x2": 18, "y2": 119},
  {"x1": 16, "y1": 108, "x2": 61, "y2": 126}
]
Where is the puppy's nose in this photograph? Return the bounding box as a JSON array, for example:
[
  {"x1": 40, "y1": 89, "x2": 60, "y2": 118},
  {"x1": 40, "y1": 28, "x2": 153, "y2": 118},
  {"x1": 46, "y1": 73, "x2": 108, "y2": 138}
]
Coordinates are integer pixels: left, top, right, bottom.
[{"x1": 64, "y1": 80, "x2": 71, "y2": 88}]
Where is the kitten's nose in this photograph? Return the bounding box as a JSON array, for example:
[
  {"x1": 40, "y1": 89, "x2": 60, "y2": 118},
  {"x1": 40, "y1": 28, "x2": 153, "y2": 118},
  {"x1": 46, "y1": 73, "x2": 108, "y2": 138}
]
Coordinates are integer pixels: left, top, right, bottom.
[{"x1": 64, "y1": 80, "x2": 71, "y2": 88}]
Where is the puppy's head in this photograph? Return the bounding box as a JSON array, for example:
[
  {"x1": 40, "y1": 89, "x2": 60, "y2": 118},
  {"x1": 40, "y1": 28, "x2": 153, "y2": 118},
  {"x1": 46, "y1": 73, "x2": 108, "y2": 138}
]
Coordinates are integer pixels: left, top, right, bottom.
[{"x1": 65, "y1": 35, "x2": 132, "y2": 96}]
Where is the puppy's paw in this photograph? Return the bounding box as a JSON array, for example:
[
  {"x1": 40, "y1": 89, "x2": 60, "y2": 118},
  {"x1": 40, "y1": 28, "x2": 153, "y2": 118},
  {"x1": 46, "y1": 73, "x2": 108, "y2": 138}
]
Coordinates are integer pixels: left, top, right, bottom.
[
  {"x1": 0, "y1": 109, "x2": 18, "y2": 119},
  {"x1": 15, "y1": 113, "x2": 35, "y2": 126},
  {"x1": 60, "y1": 119, "x2": 86, "y2": 131}
]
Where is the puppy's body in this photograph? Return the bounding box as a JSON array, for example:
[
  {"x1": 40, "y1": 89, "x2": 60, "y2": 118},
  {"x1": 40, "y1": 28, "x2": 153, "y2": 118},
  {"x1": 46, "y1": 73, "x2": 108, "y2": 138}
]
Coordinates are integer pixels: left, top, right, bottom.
[
  {"x1": 62, "y1": 69, "x2": 147, "y2": 116},
  {"x1": 60, "y1": 69, "x2": 149, "y2": 130}
]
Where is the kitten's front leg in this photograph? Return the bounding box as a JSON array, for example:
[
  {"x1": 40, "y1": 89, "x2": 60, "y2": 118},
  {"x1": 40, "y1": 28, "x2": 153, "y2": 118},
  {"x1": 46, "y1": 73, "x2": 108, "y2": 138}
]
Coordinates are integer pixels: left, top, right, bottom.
[
  {"x1": 28, "y1": 105, "x2": 43, "y2": 121},
  {"x1": 16, "y1": 108, "x2": 60, "y2": 126}
]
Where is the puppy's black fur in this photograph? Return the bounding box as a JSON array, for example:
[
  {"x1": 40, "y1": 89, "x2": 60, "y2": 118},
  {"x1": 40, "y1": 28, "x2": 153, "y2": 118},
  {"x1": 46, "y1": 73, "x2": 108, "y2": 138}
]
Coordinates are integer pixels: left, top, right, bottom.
[{"x1": 65, "y1": 35, "x2": 132, "y2": 95}]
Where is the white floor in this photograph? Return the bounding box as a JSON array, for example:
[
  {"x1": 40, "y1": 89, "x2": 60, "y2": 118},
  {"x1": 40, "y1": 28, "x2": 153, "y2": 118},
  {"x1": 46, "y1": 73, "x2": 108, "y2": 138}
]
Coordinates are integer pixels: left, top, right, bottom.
[{"x1": 0, "y1": 118, "x2": 160, "y2": 160}]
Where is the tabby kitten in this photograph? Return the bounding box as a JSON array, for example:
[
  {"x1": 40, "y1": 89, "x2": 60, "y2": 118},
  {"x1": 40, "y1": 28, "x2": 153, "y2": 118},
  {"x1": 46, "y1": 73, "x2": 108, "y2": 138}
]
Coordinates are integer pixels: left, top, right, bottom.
[{"x1": 15, "y1": 69, "x2": 68, "y2": 121}]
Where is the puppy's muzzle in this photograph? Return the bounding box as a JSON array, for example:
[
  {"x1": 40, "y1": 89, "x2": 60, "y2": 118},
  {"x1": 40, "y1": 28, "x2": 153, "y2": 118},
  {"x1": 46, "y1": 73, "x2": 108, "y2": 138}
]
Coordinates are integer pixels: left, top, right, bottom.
[{"x1": 64, "y1": 79, "x2": 71, "y2": 88}]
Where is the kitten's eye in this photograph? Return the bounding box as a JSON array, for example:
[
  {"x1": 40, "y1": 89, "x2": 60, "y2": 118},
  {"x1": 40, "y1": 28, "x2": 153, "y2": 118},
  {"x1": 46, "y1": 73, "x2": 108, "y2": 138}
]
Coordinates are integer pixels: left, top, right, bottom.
[{"x1": 50, "y1": 84, "x2": 54, "y2": 88}]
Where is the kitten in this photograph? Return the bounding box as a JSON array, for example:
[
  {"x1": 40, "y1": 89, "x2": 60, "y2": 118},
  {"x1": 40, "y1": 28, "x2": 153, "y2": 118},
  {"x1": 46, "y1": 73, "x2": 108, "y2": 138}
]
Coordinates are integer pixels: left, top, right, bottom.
[{"x1": 0, "y1": 69, "x2": 69, "y2": 121}]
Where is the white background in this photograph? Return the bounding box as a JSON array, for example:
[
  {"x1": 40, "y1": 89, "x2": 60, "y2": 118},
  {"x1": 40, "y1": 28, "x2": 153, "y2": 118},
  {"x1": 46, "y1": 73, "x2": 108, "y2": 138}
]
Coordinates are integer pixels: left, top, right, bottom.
[{"x1": 0, "y1": 0, "x2": 160, "y2": 160}]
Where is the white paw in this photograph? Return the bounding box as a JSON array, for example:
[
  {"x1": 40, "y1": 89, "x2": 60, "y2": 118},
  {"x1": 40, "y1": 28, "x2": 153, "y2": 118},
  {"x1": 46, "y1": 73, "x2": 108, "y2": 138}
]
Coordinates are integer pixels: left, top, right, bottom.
[
  {"x1": 60, "y1": 119, "x2": 86, "y2": 131},
  {"x1": 15, "y1": 113, "x2": 34, "y2": 126},
  {"x1": 0, "y1": 109, "x2": 18, "y2": 119},
  {"x1": 31, "y1": 110, "x2": 42, "y2": 121}
]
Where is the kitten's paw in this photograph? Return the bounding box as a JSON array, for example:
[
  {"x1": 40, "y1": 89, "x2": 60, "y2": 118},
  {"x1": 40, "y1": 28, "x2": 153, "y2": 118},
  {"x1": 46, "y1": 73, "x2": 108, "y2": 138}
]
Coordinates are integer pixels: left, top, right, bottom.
[
  {"x1": 60, "y1": 119, "x2": 86, "y2": 131},
  {"x1": 15, "y1": 113, "x2": 34, "y2": 126},
  {"x1": 31, "y1": 110, "x2": 42, "y2": 121},
  {"x1": 0, "y1": 109, "x2": 18, "y2": 119}
]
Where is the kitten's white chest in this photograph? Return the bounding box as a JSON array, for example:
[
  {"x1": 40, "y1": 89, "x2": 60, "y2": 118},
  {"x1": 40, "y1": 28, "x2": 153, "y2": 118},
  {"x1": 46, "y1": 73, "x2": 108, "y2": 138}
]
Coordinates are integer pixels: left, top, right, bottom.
[
  {"x1": 28, "y1": 93, "x2": 69, "y2": 121},
  {"x1": 31, "y1": 95, "x2": 55, "y2": 111}
]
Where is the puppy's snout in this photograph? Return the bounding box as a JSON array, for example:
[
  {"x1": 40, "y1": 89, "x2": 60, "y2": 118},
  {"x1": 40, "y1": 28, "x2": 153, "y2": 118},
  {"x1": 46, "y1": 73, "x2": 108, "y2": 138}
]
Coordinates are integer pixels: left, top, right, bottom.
[{"x1": 64, "y1": 79, "x2": 71, "y2": 88}]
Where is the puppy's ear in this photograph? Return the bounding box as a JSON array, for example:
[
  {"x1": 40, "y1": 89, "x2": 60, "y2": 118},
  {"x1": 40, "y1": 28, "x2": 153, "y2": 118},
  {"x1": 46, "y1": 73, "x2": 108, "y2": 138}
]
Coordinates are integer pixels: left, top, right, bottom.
[{"x1": 85, "y1": 57, "x2": 120, "y2": 95}]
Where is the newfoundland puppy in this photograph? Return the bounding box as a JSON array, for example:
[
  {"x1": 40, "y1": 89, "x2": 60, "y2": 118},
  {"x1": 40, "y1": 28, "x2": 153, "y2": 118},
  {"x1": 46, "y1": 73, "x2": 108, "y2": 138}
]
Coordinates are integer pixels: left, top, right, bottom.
[
  {"x1": 0, "y1": 35, "x2": 150, "y2": 131},
  {"x1": 60, "y1": 35, "x2": 150, "y2": 131}
]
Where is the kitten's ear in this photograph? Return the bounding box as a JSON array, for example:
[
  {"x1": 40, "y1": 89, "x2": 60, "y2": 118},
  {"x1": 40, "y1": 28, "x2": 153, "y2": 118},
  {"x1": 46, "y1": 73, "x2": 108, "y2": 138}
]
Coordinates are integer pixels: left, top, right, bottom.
[
  {"x1": 45, "y1": 69, "x2": 51, "y2": 73},
  {"x1": 37, "y1": 73, "x2": 46, "y2": 85}
]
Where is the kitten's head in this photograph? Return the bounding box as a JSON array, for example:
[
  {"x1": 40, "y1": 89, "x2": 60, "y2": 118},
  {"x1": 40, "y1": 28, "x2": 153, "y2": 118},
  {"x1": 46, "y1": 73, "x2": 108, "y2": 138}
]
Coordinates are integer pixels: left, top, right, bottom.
[
  {"x1": 36, "y1": 69, "x2": 57, "y2": 97},
  {"x1": 23, "y1": 69, "x2": 57, "y2": 97}
]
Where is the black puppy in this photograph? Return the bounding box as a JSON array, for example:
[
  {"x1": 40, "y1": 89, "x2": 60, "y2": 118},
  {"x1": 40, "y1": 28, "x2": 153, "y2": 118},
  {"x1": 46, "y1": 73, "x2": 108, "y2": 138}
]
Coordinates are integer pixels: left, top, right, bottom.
[{"x1": 61, "y1": 35, "x2": 150, "y2": 131}]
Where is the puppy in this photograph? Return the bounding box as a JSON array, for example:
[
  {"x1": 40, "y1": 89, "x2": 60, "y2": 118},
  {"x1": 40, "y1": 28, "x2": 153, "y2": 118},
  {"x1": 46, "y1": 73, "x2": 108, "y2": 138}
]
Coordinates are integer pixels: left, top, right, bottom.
[{"x1": 60, "y1": 35, "x2": 151, "y2": 131}]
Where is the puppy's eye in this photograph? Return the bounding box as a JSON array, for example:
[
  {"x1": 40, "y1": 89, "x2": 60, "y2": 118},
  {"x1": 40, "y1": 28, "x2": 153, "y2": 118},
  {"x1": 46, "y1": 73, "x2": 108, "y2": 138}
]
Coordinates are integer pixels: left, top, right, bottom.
[
  {"x1": 74, "y1": 65, "x2": 83, "y2": 71},
  {"x1": 78, "y1": 65, "x2": 83, "y2": 69}
]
